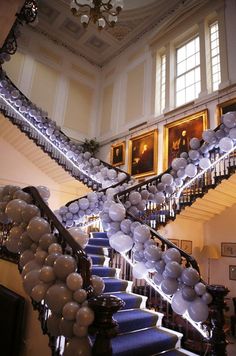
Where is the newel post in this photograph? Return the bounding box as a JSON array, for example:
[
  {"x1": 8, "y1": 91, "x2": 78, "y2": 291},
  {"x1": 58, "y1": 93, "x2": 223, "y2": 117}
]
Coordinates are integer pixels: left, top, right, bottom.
[
  {"x1": 207, "y1": 284, "x2": 229, "y2": 356},
  {"x1": 88, "y1": 295, "x2": 125, "y2": 356}
]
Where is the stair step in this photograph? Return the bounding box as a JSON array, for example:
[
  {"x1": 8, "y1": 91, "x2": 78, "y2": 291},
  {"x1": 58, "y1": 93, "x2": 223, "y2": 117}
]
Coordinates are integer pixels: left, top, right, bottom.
[
  {"x1": 115, "y1": 309, "x2": 159, "y2": 334},
  {"x1": 92, "y1": 232, "x2": 108, "y2": 239},
  {"x1": 85, "y1": 245, "x2": 110, "y2": 256},
  {"x1": 104, "y1": 292, "x2": 146, "y2": 310},
  {"x1": 111, "y1": 326, "x2": 178, "y2": 356},
  {"x1": 91, "y1": 266, "x2": 116, "y2": 277},
  {"x1": 159, "y1": 349, "x2": 198, "y2": 356},
  {"x1": 103, "y1": 278, "x2": 128, "y2": 293},
  {"x1": 90, "y1": 254, "x2": 109, "y2": 266},
  {"x1": 89, "y1": 237, "x2": 110, "y2": 247}
]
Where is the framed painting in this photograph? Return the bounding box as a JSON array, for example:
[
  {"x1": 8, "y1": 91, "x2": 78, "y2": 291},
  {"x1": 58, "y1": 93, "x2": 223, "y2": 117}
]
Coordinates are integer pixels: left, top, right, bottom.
[
  {"x1": 128, "y1": 129, "x2": 158, "y2": 179},
  {"x1": 110, "y1": 141, "x2": 125, "y2": 167},
  {"x1": 221, "y1": 242, "x2": 236, "y2": 257},
  {"x1": 164, "y1": 110, "x2": 208, "y2": 170},
  {"x1": 216, "y1": 98, "x2": 236, "y2": 125},
  {"x1": 169, "y1": 239, "x2": 180, "y2": 247},
  {"x1": 229, "y1": 265, "x2": 236, "y2": 280},
  {"x1": 180, "y1": 240, "x2": 192, "y2": 254}
]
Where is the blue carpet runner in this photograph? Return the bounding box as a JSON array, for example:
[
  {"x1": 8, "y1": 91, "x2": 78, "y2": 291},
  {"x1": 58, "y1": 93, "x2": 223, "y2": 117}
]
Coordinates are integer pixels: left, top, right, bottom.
[{"x1": 87, "y1": 232, "x2": 191, "y2": 356}]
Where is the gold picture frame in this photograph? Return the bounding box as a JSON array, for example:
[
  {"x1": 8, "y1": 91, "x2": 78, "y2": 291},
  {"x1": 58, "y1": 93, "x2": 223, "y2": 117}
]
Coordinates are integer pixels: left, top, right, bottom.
[
  {"x1": 216, "y1": 98, "x2": 236, "y2": 125},
  {"x1": 169, "y1": 239, "x2": 180, "y2": 247},
  {"x1": 110, "y1": 141, "x2": 126, "y2": 167},
  {"x1": 164, "y1": 110, "x2": 208, "y2": 170},
  {"x1": 180, "y1": 240, "x2": 192, "y2": 254},
  {"x1": 128, "y1": 129, "x2": 158, "y2": 179}
]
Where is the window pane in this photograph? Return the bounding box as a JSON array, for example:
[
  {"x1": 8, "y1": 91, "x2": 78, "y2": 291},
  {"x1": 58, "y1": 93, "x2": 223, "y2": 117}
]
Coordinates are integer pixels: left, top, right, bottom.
[
  {"x1": 212, "y1": 47, "x2": 219, "y2": 57},
  {"x1": 186, "y1": 55, "x2": 196, "y2": 71},
  {"x1": 176, "y1": 89, "x2": 186, "y2": 106},
  {"x1": 195, "y1": 37, "x2": 200, "y2": 51},
  {"x1": 177, "y1": 46, "x2": 185, "y2": 63},
  {"x1": 187, "y1": 85, "x2": 195, "y2": 100},
  {"x1": 186, "y1": 70, "x2": 194, "y2": 86},
  {"x1": 186, "y1": 40, "x2": 195, "y2": 57},
  {"x1": 177, "y1": 61, "x2": 186, "y2": 76},
  {"x1": 210, "y1": 21, "x2": 221, "y2": 92},
  {"x1": 195, "y1": 81, "x2": 201, "y2": 96},
  {"x1": 195, "y1": 67, "x2": 200, "y2": 82},
  {"x1": 176, "y1": 75, "x2": 185, "y2": 91}
]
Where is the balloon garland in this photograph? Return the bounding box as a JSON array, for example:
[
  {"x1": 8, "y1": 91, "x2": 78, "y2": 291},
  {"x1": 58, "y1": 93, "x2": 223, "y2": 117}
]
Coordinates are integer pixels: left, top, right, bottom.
[
  {"x1": 0, "y1": 185, "x2": 105, "y2": 356},
  {"x1": 57, "y1": 112, "x2": 236, "y2": 325},
  {"x1": 1, "y1": 58, "x2": 236, "y2": 327},
  {"x1": 0, "y1": 73, "x2": 129, "y2": 188}
]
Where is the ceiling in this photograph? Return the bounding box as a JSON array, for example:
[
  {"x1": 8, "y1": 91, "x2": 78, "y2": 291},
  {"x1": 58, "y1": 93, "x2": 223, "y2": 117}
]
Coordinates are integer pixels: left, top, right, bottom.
[{"x1": 32, "y1": 0, "x2": 186, "y2": 67}]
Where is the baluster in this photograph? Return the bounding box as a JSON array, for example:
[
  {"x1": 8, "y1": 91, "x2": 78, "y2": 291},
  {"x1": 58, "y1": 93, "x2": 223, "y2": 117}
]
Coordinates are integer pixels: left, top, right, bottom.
[{"x1": 207, "y1": 284, "x2": 229, "y2": 356}]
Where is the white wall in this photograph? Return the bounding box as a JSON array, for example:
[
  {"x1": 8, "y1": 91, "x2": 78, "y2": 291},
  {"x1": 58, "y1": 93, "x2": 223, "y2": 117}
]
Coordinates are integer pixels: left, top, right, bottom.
[
  {"x1": 0, "y1": 259, "x2": 50, "y2": 356},
  {"x1": 0, "y1": 136, "x2": 84, "y2": 210},
  {"x1": 97, "y1": 0, "x2": 236, "y2": 179},
  {"x1": 204, "y1": 203, "x2": 236, "y2": 313},
  {"x1": 3, "y1": 27, "x2": 100, "y2": 143}
]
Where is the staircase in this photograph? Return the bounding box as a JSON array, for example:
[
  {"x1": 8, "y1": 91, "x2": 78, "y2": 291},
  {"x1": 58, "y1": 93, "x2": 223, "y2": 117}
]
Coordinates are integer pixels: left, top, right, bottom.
[
  {"x1": 0, "y1": 3, "x2": 231, "y2": 355},
  {"x1": 87, "y1": 231, "x2": 195, "y2": 356}
]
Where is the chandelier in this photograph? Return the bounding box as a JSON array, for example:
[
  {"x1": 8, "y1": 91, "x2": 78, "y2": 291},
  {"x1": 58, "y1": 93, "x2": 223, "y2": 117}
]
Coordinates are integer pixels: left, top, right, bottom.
[{"x1": 70, "y1": 0, "x2": 124, "y2": 30}]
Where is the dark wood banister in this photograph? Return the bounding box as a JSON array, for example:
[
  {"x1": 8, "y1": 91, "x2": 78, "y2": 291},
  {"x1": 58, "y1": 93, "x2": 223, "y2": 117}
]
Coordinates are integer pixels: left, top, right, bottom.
[
  {"x1": 0, "y1": 71, "x2": 130, "y2": 191},
  {"x1": 23, "y1": 186, "x2": 93, "y2": 293},
  {"x1": 125, "y1": 210, "x2": 200, "y2": 272}
]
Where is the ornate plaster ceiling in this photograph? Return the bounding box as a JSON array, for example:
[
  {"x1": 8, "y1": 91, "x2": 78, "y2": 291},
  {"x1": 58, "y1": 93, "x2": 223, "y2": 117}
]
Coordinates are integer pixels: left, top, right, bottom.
[{"x1": 32, "y1": 0, "x2": 185, "y2": 67}]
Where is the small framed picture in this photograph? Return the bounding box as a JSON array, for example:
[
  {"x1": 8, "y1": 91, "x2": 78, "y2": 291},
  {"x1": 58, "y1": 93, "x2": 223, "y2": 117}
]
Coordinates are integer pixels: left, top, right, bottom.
[
  {"x1": 169, "y1": 239, "x2": 180, "y2": 247},
  {"x1": 180, "y1": 240, "x2": 192, "y2": 254},
  {"x1": 229, "y1": 265, "x2": 236, "y2": 280},
  {"x1": 221, "y1": 243, "x2": 236, "y2": 257},
  {"x1": 110, "y1": 141, "x2": 125, "y2": 167}
]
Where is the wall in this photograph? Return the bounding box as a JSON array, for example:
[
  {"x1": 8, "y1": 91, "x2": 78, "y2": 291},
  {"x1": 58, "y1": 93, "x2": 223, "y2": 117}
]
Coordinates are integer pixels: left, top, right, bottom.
[
  {"x1": 0, "y1": 135, "x2": 87, "y2": 210},
  {"x1": 204, "y1": 203, "x2": 236, "y2": 313},
  {"x1": 3, "y1": 27, "x2": 100, "y2": 142},
  {"x1": 159, "y1": 215, "x2": 204, "y2": 260},
  {"x1": 0, "y1": 259, "x2": 50, "y2": 356},
  {"x1": 97, "y1": 0, "x2": 236, "y2": 178}
]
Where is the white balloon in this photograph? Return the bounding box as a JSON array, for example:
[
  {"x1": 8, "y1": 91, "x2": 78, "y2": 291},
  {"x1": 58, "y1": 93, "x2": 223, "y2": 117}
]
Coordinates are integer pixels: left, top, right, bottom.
[
  {"x1": 199, "y1": 157, "x2": 211, "y2": 170},
  {"x1": 133, "y1": 262, "x2": 148, "y2": 279},
  {"x1": 185, "y1": 164, "x2": 197, "y2": 178},
  {"x1": 109, "y1": 232, "x2": 133, "y2": 253},
  {"x1": 133, "y1": 225, "x2": 150, "y2": 243},
  {"x1": 108, "y1": 203, "x2": 126, "y2": 222},
  {"x1": 219, "y1": 137, "x2": 234, "y2": 152},
  {"x1": 129, "y1": 191, "x2": 142, "y2": 205},
  {"x1": 68, "y1": 227, "x2": 89, "y2": 249}
]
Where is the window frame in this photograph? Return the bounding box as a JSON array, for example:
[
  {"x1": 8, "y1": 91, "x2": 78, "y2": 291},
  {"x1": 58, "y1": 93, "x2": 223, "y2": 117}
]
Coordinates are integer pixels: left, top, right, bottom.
[{"x1": 175, "y1": 34, "x2": 201, "y2": 107}]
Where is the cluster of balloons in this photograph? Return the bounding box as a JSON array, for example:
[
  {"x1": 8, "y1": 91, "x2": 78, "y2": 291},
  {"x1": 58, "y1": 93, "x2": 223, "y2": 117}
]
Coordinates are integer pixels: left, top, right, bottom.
[
  {"x1": 57, "y1": 180, "x2": 136, "y2": 228},
  {"x1": 0, "y1": 184, "x2": 106, "y2": 356},
  {"x1": 55, "y1": 119, "x2": 236, "y2": 326},
  {"x1": 95, "y1": 199, "x2": 212, "y2": 323},
  {"x1": 0, "y1": 73, "x2": 128, "y2": 189}
]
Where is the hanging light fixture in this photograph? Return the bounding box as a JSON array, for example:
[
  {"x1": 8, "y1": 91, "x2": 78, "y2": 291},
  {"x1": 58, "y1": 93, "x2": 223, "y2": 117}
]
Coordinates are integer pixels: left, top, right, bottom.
[{"x1": 70, "y1": 0, "x2": 124, "y2": 30}]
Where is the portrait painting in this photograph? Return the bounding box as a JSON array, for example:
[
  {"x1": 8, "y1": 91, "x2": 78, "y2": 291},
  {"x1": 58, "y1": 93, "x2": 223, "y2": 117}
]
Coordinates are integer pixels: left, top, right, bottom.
[
  {"x1": 164, "y1": 110, "x2": 208, "y2": 169},
  {"x1": 216, "y1": 98, "x2": 236, "y2": 125},
  {"x1": 128, "y1": 129, "x2": 158, "y2": 179},
  {"x1": 111, "y1": 141, "x2": 125, "y2": 167}
]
